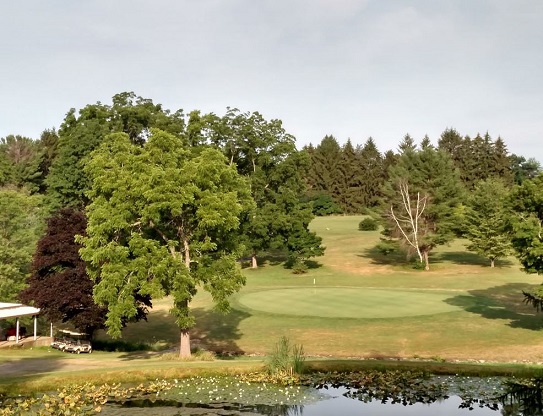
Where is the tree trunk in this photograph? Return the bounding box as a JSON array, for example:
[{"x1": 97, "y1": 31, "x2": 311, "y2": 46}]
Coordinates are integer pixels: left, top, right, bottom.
[
  {"x1": 252, "y1": 251, "x2": 258, "y2": 269},
  {"x1": 179, "y1": 329, "x2": 191, "y2": 357},
  {"x1": 490, "y1": 258, "x2": 495, "y2": 268},
  {"x1": 423, "y1": 250, "x2": 430, "y2": 271},
  {"x1": 183, "y1": 238, "x2": 190, "y2": 269}
]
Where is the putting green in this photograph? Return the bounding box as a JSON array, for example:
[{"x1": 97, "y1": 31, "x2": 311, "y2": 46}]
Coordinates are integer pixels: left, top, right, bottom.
[{"x1": 237, "y1": 287, "x2": 463, "y2": 319}]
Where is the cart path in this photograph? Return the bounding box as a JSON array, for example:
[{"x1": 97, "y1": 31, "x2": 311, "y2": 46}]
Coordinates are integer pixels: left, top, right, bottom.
[{"x1": 0, "y1": 353, "x2": 158, "y2": 378}]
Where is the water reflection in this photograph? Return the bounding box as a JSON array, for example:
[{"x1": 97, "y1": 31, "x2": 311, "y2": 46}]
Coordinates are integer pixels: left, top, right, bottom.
[
  {"x1": 101, "y1": 376, "x2": 543, "y2": 416},
  {"x1": 104, "y1": 394, "x2": 499, "y2": 415}
]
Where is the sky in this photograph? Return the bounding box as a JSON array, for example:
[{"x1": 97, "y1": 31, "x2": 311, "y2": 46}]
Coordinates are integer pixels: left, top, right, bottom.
[{"x1": 1, "y1": 1, "x2": 542, "y2": 160}]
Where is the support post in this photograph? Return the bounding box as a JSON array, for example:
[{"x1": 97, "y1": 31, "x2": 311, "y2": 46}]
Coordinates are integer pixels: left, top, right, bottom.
[
  {"x1": 33, "y1": 315, "x2": 37, "y2": 340},
  {"x1": 50, "y1": 322, "x2": 53, "y2": 338},
  {"x1": 16, "y1": 317, "x2": 20, "y2": 344}
]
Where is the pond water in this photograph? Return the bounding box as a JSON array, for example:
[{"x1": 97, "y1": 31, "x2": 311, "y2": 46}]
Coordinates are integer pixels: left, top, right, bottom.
[
  {"x1": 3, "y1": 372, "x2": 537, "y2": 415},
  {"x1": 101, "y1": 391, "x2": 502, "y2": 416},
  {"x1": 98, "y1": 375, "x2": 533, "y2": 416}
]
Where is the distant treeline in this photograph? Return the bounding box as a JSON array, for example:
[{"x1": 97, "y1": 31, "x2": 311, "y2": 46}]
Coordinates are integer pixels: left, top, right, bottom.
[{"x1": 303, "y1": 131, "x2": 540, "y2": 215}]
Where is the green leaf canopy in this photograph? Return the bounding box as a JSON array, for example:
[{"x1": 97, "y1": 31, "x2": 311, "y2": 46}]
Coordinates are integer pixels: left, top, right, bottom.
[{"x1": 79, "y1": 130, "x2": 254, "y2": 352}]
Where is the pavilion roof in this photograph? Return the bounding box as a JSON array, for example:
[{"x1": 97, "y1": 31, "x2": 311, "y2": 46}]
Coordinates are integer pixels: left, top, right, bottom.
[{"x1": 0, "y1": 302, "x2": 41, "y2": 319}]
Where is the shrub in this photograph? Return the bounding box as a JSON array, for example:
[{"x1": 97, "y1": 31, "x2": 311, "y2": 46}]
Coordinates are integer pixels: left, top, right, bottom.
[
  {"x1": 358, "y1": 217, "x2": 379, "y2": 231},
  {"x1": 311, "y1": 194, "x2": 341, "y2": 216}
]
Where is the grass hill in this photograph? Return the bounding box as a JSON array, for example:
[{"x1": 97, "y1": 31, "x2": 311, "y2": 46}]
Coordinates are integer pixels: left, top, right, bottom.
[{"x1": 114, "y1": 215, "x2": 543, "y2": 363}]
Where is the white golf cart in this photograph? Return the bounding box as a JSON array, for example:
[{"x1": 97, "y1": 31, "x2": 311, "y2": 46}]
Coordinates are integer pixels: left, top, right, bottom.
[{"x1": 51, "y1": 329, "x2": 92, "y2": 354}]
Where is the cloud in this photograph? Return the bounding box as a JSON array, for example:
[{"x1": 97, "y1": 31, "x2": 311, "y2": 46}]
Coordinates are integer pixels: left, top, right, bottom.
[{"x1": 1, "y1": 0, "x2": 542, "y2": 160}]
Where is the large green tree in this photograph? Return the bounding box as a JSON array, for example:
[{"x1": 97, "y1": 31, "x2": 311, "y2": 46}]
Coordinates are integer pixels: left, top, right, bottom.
[
  {"x1": 0, "y1": 188, "x2": 45, "y2": 302},
  {"x1": 509, "y1": 174, "x2": 543, "y2": 274},
  {"x1": 46, "y1": 92, "x2": 185, "y2": 209},
  {"x1": 79, "y1": 130, "x2": 254, "y2": 356},
  {"x1": 192, "y1": 109, "x2": 324, "y2": 269},
  {"x1": 380, "y1": 145, "x2": 463, "y2": 270},
  {"x1": 508, "y1": 174, "x2": 543, "y2": 311},
  {"x1": 463, "y1": 178, "x2": 512, "y2": 267},
  {"x1": 510, "y1": 155, "x2": 541, "y2": 185}
]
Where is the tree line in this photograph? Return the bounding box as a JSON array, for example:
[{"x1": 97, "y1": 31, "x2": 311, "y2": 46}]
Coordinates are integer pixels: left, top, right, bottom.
[
  {"x1": 304, "y1": 131, "x2": 540, "y2": 216},
  {"x1": 2, "y1": 91, "x2": 543, "y2": 355}
]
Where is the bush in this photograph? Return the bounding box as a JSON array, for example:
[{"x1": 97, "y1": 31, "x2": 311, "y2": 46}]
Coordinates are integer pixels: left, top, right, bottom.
[
  {"x1": 311, "y1": 194, "x2": 341, "y2": 216},
  {"x1": 358, "y1": 217, "x2": 379, "y2": 231}
]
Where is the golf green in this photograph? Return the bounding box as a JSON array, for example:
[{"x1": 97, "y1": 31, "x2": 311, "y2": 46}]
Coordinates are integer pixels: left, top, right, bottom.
[{"x1": 237, "y1": 287, "x2": 463, "y2": 319}]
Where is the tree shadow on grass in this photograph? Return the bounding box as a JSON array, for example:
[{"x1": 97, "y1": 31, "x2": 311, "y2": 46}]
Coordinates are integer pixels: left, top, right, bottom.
[
  {"x1": 117, "y1": 306, "x2": 251, "y2": 360},
  {"x1": 432, "y1": 251, "x2": 514, "y2": 268},
  {"x1": 304, "y1": 259, "x2": 323, "y2": 270},
  {"x1": 360, "y1": 245, "x2": 410, "y2": 266},
  {"x1": 240, "y1": 253, "x2": 285, "y2": 269},
  {"x1": 0, "y1": 353, "x2": 74, "y2": 386},
  {"x1": 361, "y1": 245, "x2": 515, "y2": 269},
  {"x1": 190, "y1": 307, "x2": 252, "y2": 357},
  {"x1": 444, "y1": 283, "x2": 543, "y2": 330},
  {"x1": 241, "y1": 254, "x2": 323, "y2": 270}
]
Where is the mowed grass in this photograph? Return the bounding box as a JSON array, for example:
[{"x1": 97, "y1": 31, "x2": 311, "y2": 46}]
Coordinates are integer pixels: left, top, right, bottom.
[
  {"x1": 237, "y1": 288, "x2": 461, "y2": 318},
  {"x1": 118, "y1": 215, "x2": 543, "y2": 363}
]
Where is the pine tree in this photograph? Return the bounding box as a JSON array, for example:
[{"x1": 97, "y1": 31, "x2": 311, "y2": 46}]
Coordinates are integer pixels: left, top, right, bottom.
[
  {"x1": 308, "y1": 135, "x2": 342, "y2": 206},
  {"x1": 337, "y1": 139, "x2": 362, "y2": 213},
  {"x1": 358, "y1": 138, "x2": 385, "y2": 209},
  {"x1": 398, "y1": 134, "x2": 417, "y2": 154},
  {"x1": 464, "y1": 179, "x2": 512, "y2": 267}
]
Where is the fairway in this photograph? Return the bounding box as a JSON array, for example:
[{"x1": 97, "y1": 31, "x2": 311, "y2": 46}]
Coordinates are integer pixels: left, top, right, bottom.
[{"x1": 236, "y1": 287, "x2": 463, "y2": 318}]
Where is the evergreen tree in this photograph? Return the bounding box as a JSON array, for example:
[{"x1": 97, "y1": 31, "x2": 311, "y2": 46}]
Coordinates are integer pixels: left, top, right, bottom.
[
  {"x1": 420, "y1": 135, "x2": 432, "y2": 150},
  {"x1": 398, "y1": 134, "x2": 417, "y2": 154},
  {"x1": 307, "y1": 135, "x2": 342, "y2": 205},
  {"x1": 37, "y1": 129, "x2": 59, "y2": 193},
  {"x1": 492, "y1": 137, "x2": 512, "y2": 183},
  {"x1": 358, "y1": 138, "x2": 385, "y2": 209},
  {"x1": 437, "y1": 128, "x2": 464, "y2": 160},
  {"x1": 337, "y1": 139, "x2": 362, "y2": 213},
  {"x1": 381, "y1": 147, "x2": 463, "y2": 270},
  {"x1": 508, "y1": 174, "x2": 543, "y2": 274},
  {"x1": 382, "y1": 150, "x2": 398, "y2": 181},
  {"x1": 464, "y1": 179, "x2": 512, "y2": 267}
]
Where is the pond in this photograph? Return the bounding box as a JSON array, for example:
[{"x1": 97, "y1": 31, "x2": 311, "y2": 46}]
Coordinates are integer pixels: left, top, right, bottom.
[
  {"x1": 2, "y1": 371, "x2": 540, "y2": 415},
  {"x1": 97, "y1": 373, "x2": 542, "y2": 416}
]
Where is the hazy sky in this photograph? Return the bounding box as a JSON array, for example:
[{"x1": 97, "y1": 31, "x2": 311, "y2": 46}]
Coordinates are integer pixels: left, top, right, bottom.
[{"x1": 2, "y1": 1, "x2": 542, "y2": 160}]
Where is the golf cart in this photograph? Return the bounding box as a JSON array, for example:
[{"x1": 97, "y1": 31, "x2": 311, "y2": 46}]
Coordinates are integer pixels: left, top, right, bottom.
[{"x1": 51, "y1": 329, "x2": 92, "y2": 353}]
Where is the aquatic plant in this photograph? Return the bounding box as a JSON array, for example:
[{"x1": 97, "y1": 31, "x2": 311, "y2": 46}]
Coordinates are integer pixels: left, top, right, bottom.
[{"x1": 265, "y1": 336, "x2": 306, "y2": 380}]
